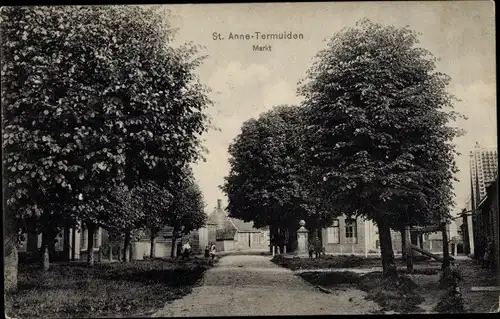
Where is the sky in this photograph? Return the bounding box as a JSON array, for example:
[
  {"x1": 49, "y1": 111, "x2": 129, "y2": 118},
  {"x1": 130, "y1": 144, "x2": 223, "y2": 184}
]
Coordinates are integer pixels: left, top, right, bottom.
[{"x1": 165, "y1": 1, "x2": 496, "y2": 215}]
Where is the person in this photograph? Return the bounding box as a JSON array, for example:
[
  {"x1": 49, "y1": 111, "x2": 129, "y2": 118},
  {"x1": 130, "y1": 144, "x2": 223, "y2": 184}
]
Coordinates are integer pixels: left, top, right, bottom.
[
  {"x1": 182, "y1": 239, "x2": 191, "y2": 259},
  {"x1": 176, "y1": 240, "x2": 183, "y2": 259},
  {"x1": 210, "y1": 242, "x2": 216, "y2": 260},
  {"x1": 308, "y1": 240, "x2": 314, "y2": 259},
  {"x1": 204, "y1": 245, "x2": 210, "y2": 259},
  {"x1": 314, "y1": 237, "x2": 322, "y2": 259}
]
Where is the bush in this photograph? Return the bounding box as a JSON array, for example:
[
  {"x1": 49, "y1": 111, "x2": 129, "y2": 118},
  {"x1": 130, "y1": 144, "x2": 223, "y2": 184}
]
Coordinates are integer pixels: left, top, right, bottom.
[
  {"x1": 358, "y1": 272, "x2": 424, "y2": 313},
  {"x1": 434, "y1": 290, "x2": 466, "y2": 313},
  {"x1": 439, "y1": 266, "x2": 462, "y2": 289}
]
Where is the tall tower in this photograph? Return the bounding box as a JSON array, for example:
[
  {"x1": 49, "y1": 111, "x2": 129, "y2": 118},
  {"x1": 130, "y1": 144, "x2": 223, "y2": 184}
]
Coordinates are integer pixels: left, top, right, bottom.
[{"x1": 469, "y1": 142, "x2": 498, "y2": 209}]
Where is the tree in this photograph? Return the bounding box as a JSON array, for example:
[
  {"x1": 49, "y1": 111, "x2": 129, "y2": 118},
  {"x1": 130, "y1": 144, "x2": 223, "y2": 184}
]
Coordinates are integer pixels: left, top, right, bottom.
[
  {"x1": 299, "y1": 19, "x2": 464, "y2": 276},
  {"x1": 2, "y1": 5, "x2": 210, "y2": 282},
  {"x1": 132, "y1": 181, "x2": 173, "y2": 259},
  {"x1": 222, "y1": 105, "x2": 333, "y2": 251},
  {"x1": 168, "y1": 169, "x2": 207, "y2": 258}
]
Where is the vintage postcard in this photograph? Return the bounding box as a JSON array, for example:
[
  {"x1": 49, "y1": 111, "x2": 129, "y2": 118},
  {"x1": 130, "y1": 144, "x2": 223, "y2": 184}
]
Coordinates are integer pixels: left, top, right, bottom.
[{"x1": 2, "y1": 1, "x2": 498, "y2": 317}]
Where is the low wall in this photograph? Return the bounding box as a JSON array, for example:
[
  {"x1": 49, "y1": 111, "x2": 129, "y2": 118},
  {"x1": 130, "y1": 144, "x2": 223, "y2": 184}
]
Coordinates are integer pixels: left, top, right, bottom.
[{"x1": 324, "y1": 243, "x2": 366, "y2": 254}]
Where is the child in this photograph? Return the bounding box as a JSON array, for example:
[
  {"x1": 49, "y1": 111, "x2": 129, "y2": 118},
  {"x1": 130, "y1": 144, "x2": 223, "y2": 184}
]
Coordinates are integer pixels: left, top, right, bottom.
[
  {"x1": 204, "y1": 245, "x2": 210, "y2": 259},
  {"x1": 308, "y1": 241, "x2": 314, "y2": 259},
  {"x1": 182, "y1": 239, "x2": 191, "y2": 259},
  {"x1": 210, "y1": 242, "x2": 216, "y2": 260}
]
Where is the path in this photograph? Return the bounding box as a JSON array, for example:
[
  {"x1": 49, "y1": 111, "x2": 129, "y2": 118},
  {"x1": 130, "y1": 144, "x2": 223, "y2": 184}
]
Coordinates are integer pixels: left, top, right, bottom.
[{"x1": 153, "y1": 255, "x2": 380, "y2": 317}]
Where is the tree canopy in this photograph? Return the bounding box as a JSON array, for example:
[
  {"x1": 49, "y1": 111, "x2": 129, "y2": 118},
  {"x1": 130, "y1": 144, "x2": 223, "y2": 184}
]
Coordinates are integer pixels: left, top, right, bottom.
[
  {"x1": 2, "y1": 6, "x2": 211, "y2": 233},
  {"x1": 299, "y1": 19, "x2": 464, "y2": 275},
  {"x1": 222, "y1": 105, "x2": 333, "y2": 231}
]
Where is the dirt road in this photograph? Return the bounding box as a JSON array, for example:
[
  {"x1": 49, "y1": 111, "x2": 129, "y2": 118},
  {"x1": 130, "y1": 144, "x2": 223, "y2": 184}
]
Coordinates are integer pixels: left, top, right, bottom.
[{"x1": 153, "y1": 255, "x2": 380, "y2": 317}]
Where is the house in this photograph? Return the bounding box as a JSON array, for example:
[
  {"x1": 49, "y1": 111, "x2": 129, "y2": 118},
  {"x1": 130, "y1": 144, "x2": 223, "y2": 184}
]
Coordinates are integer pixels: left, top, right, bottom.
[
  {"x1": 320, "y1": 215, "x2": 379, "y2": 255},
  {"x1": 19, "y1": 220, "x2": 210, "y2": 261},
  {"x1": 469, "y1": 179, "x2": 499, "y2": 271},
  {"x1": 210, "y1": 199, "x2": 270, "y2": 252},
  {"x1": 18, "y1": 225, "x2": 109, "y2": 262},
  {"x1": 463, "y1": 143, "x2": 498, "y2": 258}
]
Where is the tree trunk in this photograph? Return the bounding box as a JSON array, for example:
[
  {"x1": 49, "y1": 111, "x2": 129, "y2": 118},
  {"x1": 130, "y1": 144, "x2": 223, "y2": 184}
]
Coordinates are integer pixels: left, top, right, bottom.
[
  {"x1": 71, "y1": 226, "x2": 76, "y2": 261},
  {"x1": 418, "y1": 234, "x2": 424, "y2": 248},
  {"x1": 40, "y1": 230, "x2": 53, "y2": 270},
  {"x1": 4, "y1": 216, "x2": 18, "y2": 293},
  {"x1": 40, "y1": 245, "x2": 50, "y2": 271},
  {"x1": 27, "y1": 230, "x2": 39, "y2": 262},
  {"x1": 400, "y1": 227, "x2": 407, "y2": 259},
  {"x1": 150, "y1": 229, "x2": 157, "y2": 259},
  {"x1": 87, "y1": 223, "x2": 96, "y2": 266},
  {"x1": 123, "y1": 231, "x2": 131, "y2": 262},
  {"x1": 118, "y1": 244, "x2": 122, "y2": 261},
  {"x1": 63, "y1": 226, "x2": 70, "y2": 262},
  {"x1": 171, "y1": 236, "x2": 177, "y2": 258},
  {"x1": 441, "y1": 222, "x2": 450, "y2": 269},
  {"x1": 376, "y1": 219, "x2": 397, "y2": 277}
]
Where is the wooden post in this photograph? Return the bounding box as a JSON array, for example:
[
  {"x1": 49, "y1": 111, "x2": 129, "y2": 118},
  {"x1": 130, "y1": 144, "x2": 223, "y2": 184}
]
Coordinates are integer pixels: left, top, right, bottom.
[
  {"x1": 272, "y1": 245, "x2": 275, "y2": 256},
  {"x1": 405, "y1": 226, "x2": 413, "y2": 272},
  {"x1": 442, "y1": 222, "x2": 450, "y2": 269}
]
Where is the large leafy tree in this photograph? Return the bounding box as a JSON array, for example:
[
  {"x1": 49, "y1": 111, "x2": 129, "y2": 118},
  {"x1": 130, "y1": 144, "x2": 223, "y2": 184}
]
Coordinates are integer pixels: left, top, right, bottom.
[
  {"x1": 222, "y1": 105, "x2": 332, "y2": 250},
  {"x1": 299, "y1": 19, "x2": 464, "y2": 276},
  {"x1": 2, "y1": 5, "x2": 210, "y2": 288}
]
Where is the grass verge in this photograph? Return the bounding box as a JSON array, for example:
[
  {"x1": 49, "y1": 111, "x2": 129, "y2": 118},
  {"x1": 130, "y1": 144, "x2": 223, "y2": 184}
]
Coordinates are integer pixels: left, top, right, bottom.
[
  {"x1": 298, "y1": 270, "x2": 425, "y2": 313},
  {"x1": 271, "y1": 254, "x2": 381, "y2": 270},
  {"x1": 5, "y1": 257, "x2": 214, "y2": 318}
]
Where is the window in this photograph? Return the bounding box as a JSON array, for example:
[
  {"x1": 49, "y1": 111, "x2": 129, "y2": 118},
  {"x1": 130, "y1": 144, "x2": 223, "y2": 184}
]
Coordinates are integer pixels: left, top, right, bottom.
[
  {"x1": 252, "y1": 233, "x2": 261, "y2": 243},
  {"x1": 327, "y1": 219, "x2": 340, "y2": 244},
  {"x1": 345, "y1": 219, "x2": 358, "y2": 244}
]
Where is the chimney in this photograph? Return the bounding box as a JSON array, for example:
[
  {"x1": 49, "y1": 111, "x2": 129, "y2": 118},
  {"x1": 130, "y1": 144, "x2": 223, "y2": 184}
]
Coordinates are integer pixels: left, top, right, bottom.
[{"x1": 217, "y1": 199, "x2": 222, "y2": 210}]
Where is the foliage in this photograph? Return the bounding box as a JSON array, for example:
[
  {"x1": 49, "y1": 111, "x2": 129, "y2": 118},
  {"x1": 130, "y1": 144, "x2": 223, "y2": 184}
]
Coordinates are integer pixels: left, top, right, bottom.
[
  {"x1": 169, "y1": 168, "x2": 207, "y2": 233},
  {"x1": 222, "y1": 105, "x2": 331, "y2": 230},
  {"x1": 1, "y1": 6, "x2": 210, "y2": 235},
  {"x1": 298, "y1": 19, "x2": 464, "y2": 227},
  {"x1": 133, "y1": 180, "x2": 174, "y2": 235}
]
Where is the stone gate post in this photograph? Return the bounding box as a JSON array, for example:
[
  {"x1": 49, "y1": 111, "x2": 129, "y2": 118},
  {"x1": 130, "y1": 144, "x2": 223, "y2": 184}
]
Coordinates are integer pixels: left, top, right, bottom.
[{"x1": 297, "y1": 220, "x2": 308, "y2": 253}]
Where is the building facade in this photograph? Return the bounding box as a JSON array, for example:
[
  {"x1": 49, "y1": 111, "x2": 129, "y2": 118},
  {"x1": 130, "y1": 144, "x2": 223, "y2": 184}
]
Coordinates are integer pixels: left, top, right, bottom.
[
  {"x1": 320, "y1": 215, "x2": 378, "y2": 254},
  {"x1": 469, "y1": 142, "x2": 497, "y2": 209},
  {"x1": 210, "y1": 199, "x2": 270, "y2": 252},
  {"x1": 463, "y1": 143, "x2": 498, "y2": 256}
]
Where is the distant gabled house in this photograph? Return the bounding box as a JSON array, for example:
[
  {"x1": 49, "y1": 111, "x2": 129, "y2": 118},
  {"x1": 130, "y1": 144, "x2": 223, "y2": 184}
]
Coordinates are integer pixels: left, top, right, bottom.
[{"x1": 210, "y1": 199, "x2": 270, "y2": 252}]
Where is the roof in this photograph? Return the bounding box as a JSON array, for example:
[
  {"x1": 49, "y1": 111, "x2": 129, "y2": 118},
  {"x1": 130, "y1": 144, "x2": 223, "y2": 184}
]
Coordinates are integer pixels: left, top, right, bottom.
[
  {"x1": 228, "y1": 218, "x2": 264, "y2": 233},
  {"x1": 206, "y1": 212, "x2": 218, "y2": 225},
  {"x1": 216, "y1": 228, "x2": 237, "y2": 241}
]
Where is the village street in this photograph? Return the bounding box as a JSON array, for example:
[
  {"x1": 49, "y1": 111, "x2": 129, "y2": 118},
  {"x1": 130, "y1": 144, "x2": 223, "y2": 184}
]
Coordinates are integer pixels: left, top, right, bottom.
[{"x1": 153, "y1": 255, "x2": 380, "y2": 317}]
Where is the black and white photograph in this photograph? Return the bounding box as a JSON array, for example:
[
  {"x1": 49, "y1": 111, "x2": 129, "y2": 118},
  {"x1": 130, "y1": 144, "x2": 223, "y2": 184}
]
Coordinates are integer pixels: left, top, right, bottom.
[{"x1": 2, "y1": 1, "x2": 498, "y2": 317}]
